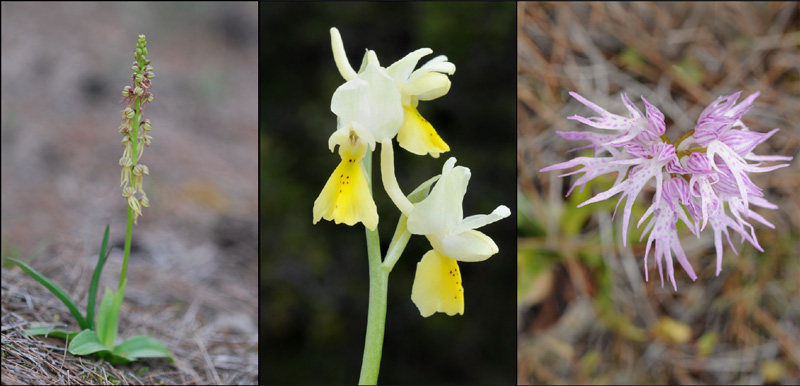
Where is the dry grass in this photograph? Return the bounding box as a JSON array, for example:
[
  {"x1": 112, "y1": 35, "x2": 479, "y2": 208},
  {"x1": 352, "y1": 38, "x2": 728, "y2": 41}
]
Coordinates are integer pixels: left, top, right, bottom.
[
  {"x1": 2, "y1": 249, "x2": 257, "y2": 385},
  {"x1": 518, "y1": 2, "x2": 800, "y2": 384}
]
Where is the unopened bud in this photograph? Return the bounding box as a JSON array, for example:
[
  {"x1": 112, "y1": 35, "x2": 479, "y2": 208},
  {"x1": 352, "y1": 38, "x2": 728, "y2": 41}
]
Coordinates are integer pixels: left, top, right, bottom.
[
  {"x1": 135, "y1": 73, "x2": 144, "y2": 83},
  {"x1": 122, "y1": 107, "x2": 135, "y2": 119},
  {"x1": 144, "y1": 65, "x2": 154, "y2": 71},
  {"x1": 141, "y1": 119, "x2": 152, "y2": 131},
  {"x1": 144, "y1": 71, "x2": 154, "y2": 79},
  {"x1": 133, "y1": 86, "x2": 144, "y2": 96},
  {"x1": 147, "y1": 94, "x2": 154, "y2": 103},
  {"x1": 122, "y1": 186, "x2": 136, "y2": 198},
  {"x1": 140, "y1": 196, "x2": 150, "y2": 208}
]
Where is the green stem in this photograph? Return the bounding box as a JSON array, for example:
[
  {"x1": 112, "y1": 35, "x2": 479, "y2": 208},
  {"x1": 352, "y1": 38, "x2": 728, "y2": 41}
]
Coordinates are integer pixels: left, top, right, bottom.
[
  {"x1": 120, "y1": 207, "x2": 134, "y2": 292},
  {"x1": 359, "y1": 224, "x2": 388, "y2": 385},
  {"x1": 673, "y1": 129, "x2": 695, "y2": 150},
  {"x1": 358, "y1": 147, "x2": 388, "y2": 385},
  {"x1": 382, "y1": 217, "x2": 411, "y2": 272}
]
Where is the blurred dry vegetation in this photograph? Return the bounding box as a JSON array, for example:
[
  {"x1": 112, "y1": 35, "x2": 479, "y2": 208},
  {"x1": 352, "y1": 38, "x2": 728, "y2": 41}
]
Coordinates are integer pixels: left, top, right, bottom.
[
  {"x1": 1, "y1": 2, "x2": 257, "y2": 384},
  {"x1": 518, "y1": 2, "x2": 799, "y2": 385}
]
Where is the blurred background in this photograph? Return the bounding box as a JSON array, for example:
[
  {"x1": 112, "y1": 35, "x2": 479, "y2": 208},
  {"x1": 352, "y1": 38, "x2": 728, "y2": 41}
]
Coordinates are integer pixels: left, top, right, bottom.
[
  {"x1": 518, "y1": 2, "x2": 799, "y2": 385},
  {"x1": 261, "y1": 2, "x2": 516, "y2": 384},
  {"x1": 1, "y1": 2, "x2": 257, "y2": 384}
]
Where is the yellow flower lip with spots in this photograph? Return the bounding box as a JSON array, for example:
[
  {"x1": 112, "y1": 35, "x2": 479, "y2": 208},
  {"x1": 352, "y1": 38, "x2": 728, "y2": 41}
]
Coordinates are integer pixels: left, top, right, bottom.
[
  {"x1": 406, "y1": 157, "x2": 510, "y2": 317},
  {"x1": 411, "y1": 250, "x2": 464, "y2": 317},
  {"x1": 316, "y1": 42, "x2": 403, "y2": 231},
  {"x1": 313, "y1": 137, "x2": 378, "y2": 230},
  {"x1": 386, "y1": 42, "x2": 456, "y2": 158}
]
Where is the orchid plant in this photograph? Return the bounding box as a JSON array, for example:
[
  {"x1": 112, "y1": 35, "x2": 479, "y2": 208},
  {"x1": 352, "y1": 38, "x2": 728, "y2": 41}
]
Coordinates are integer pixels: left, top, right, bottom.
[
  {"x1": 313, "y1": 28, "x2": 509, "y2": 384},
  {"x1": 541, "y1": 91, "x2": 792, "y2": 290},
  {"x1": 7, "y1": 35, "x2": 172, "y2": 365}
]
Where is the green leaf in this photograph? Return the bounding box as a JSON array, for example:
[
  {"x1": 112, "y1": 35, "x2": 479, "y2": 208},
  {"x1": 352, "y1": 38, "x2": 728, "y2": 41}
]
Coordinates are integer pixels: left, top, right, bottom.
[
  {"x1": 6, "y1": 258, "x2": 88, "y2": 330},
  {"x1": 23, "y1": 325, "x2": 81, "y2": 341},
  {"x1": 113, "y1": 335, "x2": 173, "y2": 362},
  {"x1": 87, "y1": 225, "x2": 111, "y2": 330},
  {"x1": 96, "y1": 282, "x2": 126, "y2": 349},
  {"x1": 68, "y1": 330, "x2": 112, "y2": 356}
]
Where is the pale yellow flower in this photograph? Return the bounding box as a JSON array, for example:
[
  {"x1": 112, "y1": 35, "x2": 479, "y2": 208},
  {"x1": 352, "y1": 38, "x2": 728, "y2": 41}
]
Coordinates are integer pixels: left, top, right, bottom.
[{"x1": 407, "y1": 158, "x2": 509, "y2": 317}]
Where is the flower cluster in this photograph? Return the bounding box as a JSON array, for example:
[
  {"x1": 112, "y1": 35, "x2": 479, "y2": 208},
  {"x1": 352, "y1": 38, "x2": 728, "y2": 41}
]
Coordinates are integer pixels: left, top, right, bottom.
[
  {"x1": 119, "y1": 35, "x2": 155, "y2": 225},
  {"x1": 313, "y1": 28, "x2": 509, "y2": 316},
  {"x1": 541, "y1": 91, "x2": 791, "y2": 290}
]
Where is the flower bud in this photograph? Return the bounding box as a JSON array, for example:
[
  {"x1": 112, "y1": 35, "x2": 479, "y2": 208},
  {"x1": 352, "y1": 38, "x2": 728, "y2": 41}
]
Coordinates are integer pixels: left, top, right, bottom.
[
  {"x1": 143, "y1": 48, "x2": 148, "y2": 56},
  {"x1": 147, "y1": 93, "x2": 154, "y2": 103},
  {"x1": 122, "y1": 186, "x2": 136, "y2": 198},
  {"x1": 122, "y1": 107, "x2": 135, "y2": 119},
  {"x1": 131, "y1": 64, "x2": 140, "y2": 72},
  {"x1": 144, "y1": 71, "x2": 154, "y2": 79},
  {"x1": 122, "y1": 86, "x2": 132, "y2": 97},
  {"x1": 141, "y1": 119, "x2": 152, "y2": 131},
  {"x1": 133, "y1": 86, "x2": 144, "y2": 96},
  {"x1": 135, "y1": 74, "x2": 144, "y2": 83},
  {"x1": 132, "y1": 164, "x2": 144, "y2": 176},
  {"x1": 144, "y1": 65, "x2": 154, "y2": 71},
  {"x1": 137, "y1": 48, "x2": 143, "y2": 56},
  {"x1": 140, "y1": 195, "x2": 150, "y2": 208}
]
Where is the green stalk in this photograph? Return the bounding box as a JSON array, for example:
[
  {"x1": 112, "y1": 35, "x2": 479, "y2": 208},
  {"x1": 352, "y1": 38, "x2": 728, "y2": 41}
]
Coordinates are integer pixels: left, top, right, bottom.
[
  {"x1": 120, "y1": 207, "x2": 134, "y2": 293},
  {"x1": 358, "y1": 148, "x2": 389, "y2": 385},
  {"x1": 359, "y1": 222, "x2": 388, "y2": 385}
]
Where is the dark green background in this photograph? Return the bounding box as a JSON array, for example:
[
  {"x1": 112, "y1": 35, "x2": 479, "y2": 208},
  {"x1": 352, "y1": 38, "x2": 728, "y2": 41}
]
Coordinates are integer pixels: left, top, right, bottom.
[{"x1": 260, "y1": 2, "x2": 516, "y2": 384}]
